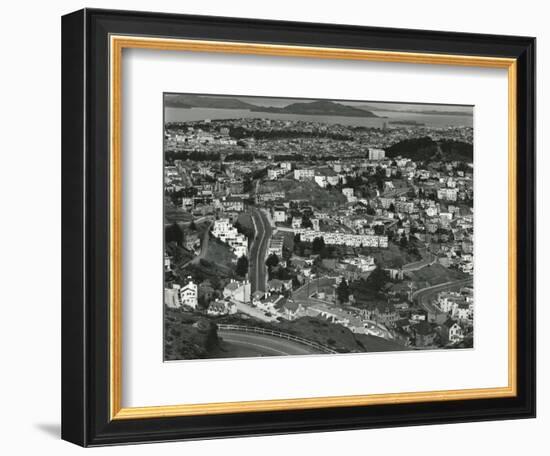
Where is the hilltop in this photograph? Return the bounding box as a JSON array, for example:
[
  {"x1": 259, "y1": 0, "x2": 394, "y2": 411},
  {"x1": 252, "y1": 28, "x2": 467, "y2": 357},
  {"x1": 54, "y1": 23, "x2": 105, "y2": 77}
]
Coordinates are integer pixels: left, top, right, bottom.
[
  {"x1": 165, "y1": 94, "x2": 379, "y2": 118},
  {"x1": 253, "y1": 100, "x2": 379, "y2": 118}
]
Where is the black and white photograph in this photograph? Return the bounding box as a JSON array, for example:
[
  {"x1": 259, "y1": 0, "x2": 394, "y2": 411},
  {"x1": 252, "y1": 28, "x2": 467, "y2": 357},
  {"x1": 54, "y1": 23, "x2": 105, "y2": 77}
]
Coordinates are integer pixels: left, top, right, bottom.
[{"x1": 163, "y1": 93, "x2": 474, "y2": 361}]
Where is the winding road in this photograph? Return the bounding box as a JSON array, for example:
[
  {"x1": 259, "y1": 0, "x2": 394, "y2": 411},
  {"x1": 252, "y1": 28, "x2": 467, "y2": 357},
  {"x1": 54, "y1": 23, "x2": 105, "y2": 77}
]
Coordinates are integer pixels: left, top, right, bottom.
[
  {"x1": 248, "y1": 207, "x2": 272, "y2": 293},
  {"x1": 402, "y1": 252, "x2": 437, "y2": 272},
  {"x1": 413, "y1": 278, "x2": 473, "y2": 314},
  {"x1": 218, "y1": 330, "x2": 323, "y2": 357}
]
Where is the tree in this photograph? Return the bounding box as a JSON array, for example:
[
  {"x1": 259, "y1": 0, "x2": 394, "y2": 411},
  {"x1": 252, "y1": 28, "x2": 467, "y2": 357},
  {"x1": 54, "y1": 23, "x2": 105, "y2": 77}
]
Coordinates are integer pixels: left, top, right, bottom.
[
  {"x1": 165, "y1": 223, "x2": 184, "y2": 246},
  {"x1": 400, "y1": 233, "x2": 408, "y2": 249},
  {"x1": 374, "y1": 224, "x2": 385, "y2": 235},
  {"x1": 265, "y1": 253, "x2": 279, "y2": 269},
  {"x1": 301, "y1": 214, "x2": 313, "y2": 229},
  {"x1": 235, "y1": 255, "x2": 249, "y2": 277},
  {"x1": 365, "y1": 267, "x2": 388, "y2": 294},
  {"x1": 312, "y1": 236, "x2": 326, "y2": 254},
  {"x1": 336, "y1": 279, "x2": 350, "y2": 303}
]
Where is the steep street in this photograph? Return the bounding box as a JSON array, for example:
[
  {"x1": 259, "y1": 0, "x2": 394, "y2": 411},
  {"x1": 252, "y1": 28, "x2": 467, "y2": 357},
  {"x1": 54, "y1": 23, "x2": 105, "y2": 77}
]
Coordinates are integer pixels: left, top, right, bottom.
[{"x1": 248, "y1": 207, "x2": 272, "y2": 292}]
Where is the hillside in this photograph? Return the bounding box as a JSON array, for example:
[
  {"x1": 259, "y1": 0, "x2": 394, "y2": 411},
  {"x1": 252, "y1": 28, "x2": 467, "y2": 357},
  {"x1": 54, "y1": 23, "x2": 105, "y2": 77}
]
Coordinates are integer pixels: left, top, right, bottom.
[
  {"x1": 164, "y1": 310, "x2": 220, "y2": 360},
  {"x1": 165, "y1": 94, "x2": 379, "y2": 118},
  {"x1": 408, "y1": 263, "x2": 469, "y2": 287},
  {"x1": 386, "y1": 137, "x2": 473, "y2": 162},
  {"x1": 164, "y1": 94, "x2": 256, "y2": 110},
  {"x1": 215, "y1": 315, "x2": 406, "y2": 353},
  {"x1": 253, "y1": 100, "x2": 379, "y2": 118}
]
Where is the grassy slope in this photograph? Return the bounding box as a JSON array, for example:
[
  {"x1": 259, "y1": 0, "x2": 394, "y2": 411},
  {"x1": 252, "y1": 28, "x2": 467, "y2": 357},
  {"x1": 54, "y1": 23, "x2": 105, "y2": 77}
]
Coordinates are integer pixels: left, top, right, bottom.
[
  {"x1": 164, "y1": 196, "x2": 193, "y2": 224},
  {"x1": 369, "y1": 241, "x2": 421, "y2": 268},
  {"x1": 408, "y1": 263, "x2": 468, "y2": 288},
  {"x1": 261, "y1": 179, "x2": 346, "y2": 208},
  {"x1": 164, "y1": 309, "x2": 219, "y2": 360},
  {"x1": 215, "y1": 315, "x2": 407, "y2": 353}
]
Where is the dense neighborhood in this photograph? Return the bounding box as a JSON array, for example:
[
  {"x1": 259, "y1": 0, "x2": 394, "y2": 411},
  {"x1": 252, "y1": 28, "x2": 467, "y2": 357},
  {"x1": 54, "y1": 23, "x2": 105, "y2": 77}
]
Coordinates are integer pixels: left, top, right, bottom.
[{"x1": 163, "y1": 95, "x2": 474, "y2": 360}]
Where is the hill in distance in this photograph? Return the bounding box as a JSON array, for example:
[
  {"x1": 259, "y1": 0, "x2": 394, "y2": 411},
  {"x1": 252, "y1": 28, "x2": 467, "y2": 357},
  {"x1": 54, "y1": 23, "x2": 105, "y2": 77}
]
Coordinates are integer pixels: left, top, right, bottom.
[
  {"x1": 165, "y1": 94, "x2": 379, "y2": 118},
  {"x1": 164, "y1": 94, "x2": 255, "y2": 110},
  {"x1": 253, "y1": 100, "x2": 379, "y2": 118},
  {"x1": 356, "y1": 104, "x2": 473, "y2": 116}
]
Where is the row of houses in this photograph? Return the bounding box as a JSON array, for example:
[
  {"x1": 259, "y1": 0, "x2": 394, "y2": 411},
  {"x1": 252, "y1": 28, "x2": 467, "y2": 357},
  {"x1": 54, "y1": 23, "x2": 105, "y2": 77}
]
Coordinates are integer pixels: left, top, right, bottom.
[
  {"x1": 294, "y1": 228, "x2": 389, "y2": 248},
  {"x1": 211, "y1": 218, "x2": 248, "y2": 259},
  {"x1": 436, "y1": 288, "x2": 474, "y2": 322}
]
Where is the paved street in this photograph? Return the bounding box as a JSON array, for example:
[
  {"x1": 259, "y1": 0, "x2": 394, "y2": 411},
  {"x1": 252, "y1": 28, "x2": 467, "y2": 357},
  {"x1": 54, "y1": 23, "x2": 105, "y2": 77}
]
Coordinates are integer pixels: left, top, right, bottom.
[
  {"x1": 413, "y1": 278, "x2": 473, "y2": 314},
  {"x1": 293, "y1": 277, "x2": 337, "y2": 301},
  {"x1": 218, "y1": 330, "x2": 323, "y2": 357},
  {"x1": 234, "y1": 301, "x2": 279, "y2": 322},
  {"x1": 180, "y1": 221, "x2": 213, "y2": 268},
  {"x1": 248, "y1": 207, "x2": 272, "y2": 292},
  {"x1": 402, "y1": 252, "x2": 436, "y2": 272}
]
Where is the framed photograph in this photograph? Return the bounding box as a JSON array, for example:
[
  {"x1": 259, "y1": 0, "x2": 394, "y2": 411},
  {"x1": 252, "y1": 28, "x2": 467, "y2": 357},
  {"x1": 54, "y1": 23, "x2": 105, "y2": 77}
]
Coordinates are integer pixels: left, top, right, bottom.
[{"x1": 62, "y1": 8, "x2": 536, "y2": 446}]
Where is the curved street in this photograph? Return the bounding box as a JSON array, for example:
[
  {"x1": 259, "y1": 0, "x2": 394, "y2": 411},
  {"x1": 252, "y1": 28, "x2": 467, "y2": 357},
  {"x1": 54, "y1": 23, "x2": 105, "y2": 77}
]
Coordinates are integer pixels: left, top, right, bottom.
[
  {"x1": 402, "y1": 252, "x2": 436, "y2": 272},
  {"x1": 218, "y1": 330, "x2": 323, "y2": 357},
  {"x1": 413, "y1": 278, "x2": 473, "y2": 314},
  {"x1": 248, "y1": 207, "x2": 272, "y2": 292}
]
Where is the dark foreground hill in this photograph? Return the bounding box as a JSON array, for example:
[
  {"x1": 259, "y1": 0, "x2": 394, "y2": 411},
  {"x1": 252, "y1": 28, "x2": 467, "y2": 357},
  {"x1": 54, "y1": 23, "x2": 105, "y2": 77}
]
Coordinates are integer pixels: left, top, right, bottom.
[{"x1": 386, "y1": 136, "x2": 473, "y2": 162}]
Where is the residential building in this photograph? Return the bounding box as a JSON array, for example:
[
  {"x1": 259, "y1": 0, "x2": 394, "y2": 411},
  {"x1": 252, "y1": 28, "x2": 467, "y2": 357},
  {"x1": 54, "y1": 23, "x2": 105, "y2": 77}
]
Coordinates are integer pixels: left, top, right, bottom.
[
  {"x1": 184, "y1": 232, "x2": 200, "y2": 251},
  {"x1": 273, "y1": 207, "x2": 287, "y2": 223},
  {"x1": 293, "y1": 228, "x2": 388, "y2": 248},
  {"x1": 180, "y1": 280, "x2": 198, "y2": 309},
  {"x1": 268, "y1": 236, "x2": 285, "y2": 257},
  {"x1": 413, "y1": 321, "x2": 437, "y2": 347},
  {"x1": 293, "y1": 168, "x2": 315, "y2": 180},
  {"x1": 437, "y1": 187, "x2": 459, "y2": 201},
  {"x1": 267, "y1": 168, "x2": 286, "y2": 180},
  {"x1": 207, "y1": 299, "x2": 237, "y2": 316},
  {"x1": 223, "y1": 279, "x2": 251, "y2": 303},
  {"x1": 368, "y1": 148, "x2": 386, "y2": 160},
  {"x1": 211, "y1": 218, "x2": 248, "y2": 259}
]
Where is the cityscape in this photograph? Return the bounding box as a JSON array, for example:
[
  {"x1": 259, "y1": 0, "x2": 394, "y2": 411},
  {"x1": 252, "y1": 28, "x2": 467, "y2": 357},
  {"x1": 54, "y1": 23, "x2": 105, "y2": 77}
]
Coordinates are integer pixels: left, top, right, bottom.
[{"x1": 163, "y1": 93, "x2": 474, "y2": 361}]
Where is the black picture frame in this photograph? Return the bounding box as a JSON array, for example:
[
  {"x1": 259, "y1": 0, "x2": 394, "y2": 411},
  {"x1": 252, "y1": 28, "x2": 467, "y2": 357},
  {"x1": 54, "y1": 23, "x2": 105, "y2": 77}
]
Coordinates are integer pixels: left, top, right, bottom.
[{"x1": 62, "y1": 8, "x2": 536, "y2": 447}]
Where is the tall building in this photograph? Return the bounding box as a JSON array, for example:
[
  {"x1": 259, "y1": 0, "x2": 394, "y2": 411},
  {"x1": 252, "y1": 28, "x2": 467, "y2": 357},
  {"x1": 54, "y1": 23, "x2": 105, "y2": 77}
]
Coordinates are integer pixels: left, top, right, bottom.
[{"x1": 368, "y1": 148, "x2": 386, "y2": 160}]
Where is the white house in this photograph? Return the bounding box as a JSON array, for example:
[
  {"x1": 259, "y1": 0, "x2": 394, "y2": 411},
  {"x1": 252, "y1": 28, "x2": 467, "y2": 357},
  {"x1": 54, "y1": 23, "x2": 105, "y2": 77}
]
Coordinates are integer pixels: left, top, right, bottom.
[
  {"x1": 342, "y1": 187, "x2": 355, "y2": 201},
  {"x1": 207, "y1": 299, "x2": 237, "y2": 316},
  {"x1": 448, "y1": 322, "x2": 464, "y2": 343},
  {"x1": 291, "y1": 217, "x2": 302, "y2": 229},
  {"x1": 164, "y1": 280, "x2": 198, "y2": 309},
  {"x1": 164, "y1": 284, "x2": 181, "y2": 308},
  {"x1": 368, "y1": 148, "x2": 385, "y2": 160},
  {"x1": 293, "y1": 168, "x2": 314, "y2": 180},
  {"x1": 437, "y1": 187, "x2": 459, "y2": 201},
  {"x1": 180, "y1": 280, "x2": 198, "y2": 309},
  {"x1": 212, "y1": 218, "x2": 248, "y2": 259},
  {"x1": 273, "y1": 207, "x2": 287, "y2": 223},
  {"x1": 223, "y1": 279, "x2": 251, "y2": 303}
]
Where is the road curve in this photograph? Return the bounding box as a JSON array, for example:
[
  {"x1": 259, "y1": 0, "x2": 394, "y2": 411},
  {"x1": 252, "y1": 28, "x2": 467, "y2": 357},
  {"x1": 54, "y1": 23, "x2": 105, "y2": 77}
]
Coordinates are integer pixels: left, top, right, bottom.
[
  {"x1": 218, "y1": 330, "x2": 323, "y2": 357},
  {"x1": 413, "y1": 278, "x2": 473, "y2": 314},
  {"x1": 249, "y1": 208, "x2": 272, "y2": 293},
  {"x1": 402, "y1": 253, "x2": 436, "y2": 272}
]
